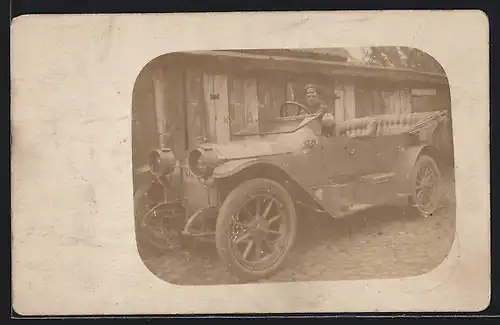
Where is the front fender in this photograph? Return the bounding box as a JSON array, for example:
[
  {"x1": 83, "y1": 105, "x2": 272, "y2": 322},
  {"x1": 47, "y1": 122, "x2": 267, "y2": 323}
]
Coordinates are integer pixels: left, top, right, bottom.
[
  {"x1": 212, "y1": 158, "x2": 270, "y2": 179},
  {"x1": 393, "y1": 144, "x2": 440, "y2": 194}
]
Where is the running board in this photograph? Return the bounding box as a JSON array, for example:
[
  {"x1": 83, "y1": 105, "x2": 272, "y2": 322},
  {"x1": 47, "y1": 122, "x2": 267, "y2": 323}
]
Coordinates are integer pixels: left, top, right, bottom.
[
  {"x1": 360, "y1": 172, "x2": 395, "y2": 184},
  {"x1": 345, "y1": 203, "x2": 375, "y2": 213},
  {"x1": 333, "y1": 203, "x2": 376, "y2": 218}
]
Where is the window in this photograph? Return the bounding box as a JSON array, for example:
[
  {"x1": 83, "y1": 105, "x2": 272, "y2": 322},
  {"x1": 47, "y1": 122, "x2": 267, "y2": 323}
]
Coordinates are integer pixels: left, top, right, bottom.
[{"x1": 411, "y1": 88, "x2": 438, "y2": 113}]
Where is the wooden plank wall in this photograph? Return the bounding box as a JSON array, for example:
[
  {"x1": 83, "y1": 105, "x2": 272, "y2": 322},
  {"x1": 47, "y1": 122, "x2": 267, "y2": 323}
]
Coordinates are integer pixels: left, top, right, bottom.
[
  {"x1": 153, "y1": 70, "x2": 169, "y2": 148},
  {"x1": 286, "y1": 82, "x2": 296, "y2": 101},
  {"x1": 343, "y1": 84, "x2": 356, "y2": 120},
  {"x1": 202, "y1": 73, "x2": 231, "y2": 143},
  {"x1": 401, "y1": 89, "x2": 413, "y2": 114},
  {"x1": 354, "y1": 82, "x2": 413, "y2": 117},
  {"x1": 334, "y1": 82, "x2": 345, "y2": 121},
  {"x1": 386, "y1": 89, "x2": 412, "y2": 115},
  {"x1": 227, "y1": 76, "x2": 260, "y2": 138},
  {"x1": 185, "y1": 67, "x2": 207, "y2": 149},
  {"x1": 163, "y1": 64, "x2": 187, "y2": 159},
  {"x1": 243, "y1": 80, "x2": 260, "y2": 126},
  {"x1": 131, "y1": 65, "x2": 160, "y2": 178},
  {"x1": 354, "y1": 86, "x2": 373, "y2": 118},
  {"x1": 257, "y1": 76, "x2": 287, "y2": 121},
  {"x1": 212, "y1": 75, "x2": 231, "y2": 142},
  {"x1": 227, "y1": 77, "x2": 246, "y2": 135},
  {"x1": 181, "y1": 69, "x2": 419, "y2": 153},
  {"x1": 330, "y1": 80, "x2": 357, "y2": 121}
]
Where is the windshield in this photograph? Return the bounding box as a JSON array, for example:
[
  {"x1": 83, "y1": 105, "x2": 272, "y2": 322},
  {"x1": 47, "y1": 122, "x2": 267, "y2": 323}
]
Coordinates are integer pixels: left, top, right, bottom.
[{"x1": 233, "y1": 114, "x2": 321, "y2": 136}]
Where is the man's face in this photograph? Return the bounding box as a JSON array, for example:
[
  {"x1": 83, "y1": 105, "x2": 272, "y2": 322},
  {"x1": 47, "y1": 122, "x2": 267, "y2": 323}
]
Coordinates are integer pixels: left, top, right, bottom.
[{"x1": 306, "y1": 91, "x2": 320, "y2": 106}]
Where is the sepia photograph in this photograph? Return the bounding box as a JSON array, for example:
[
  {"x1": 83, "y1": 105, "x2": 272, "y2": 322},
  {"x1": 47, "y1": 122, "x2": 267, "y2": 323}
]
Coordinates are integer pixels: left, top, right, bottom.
[
  {"x1": 11, "y1": 11, "x2": 489, "y2": 315},
  {"x1": 133, "y1": 47, "x2": 456, "y2": 285}
]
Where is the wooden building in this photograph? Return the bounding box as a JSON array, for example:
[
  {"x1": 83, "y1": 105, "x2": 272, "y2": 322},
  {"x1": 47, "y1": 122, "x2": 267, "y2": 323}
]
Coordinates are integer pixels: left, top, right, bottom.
[{"x1": 132, "y1": 49, "x2": 451, "y2": 183}]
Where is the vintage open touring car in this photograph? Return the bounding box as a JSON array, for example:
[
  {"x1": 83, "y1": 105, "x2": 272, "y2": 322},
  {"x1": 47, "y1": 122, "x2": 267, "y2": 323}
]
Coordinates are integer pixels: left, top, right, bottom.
[{"x1": 135, "y1": 99, "x2": 451, "y2": 282}]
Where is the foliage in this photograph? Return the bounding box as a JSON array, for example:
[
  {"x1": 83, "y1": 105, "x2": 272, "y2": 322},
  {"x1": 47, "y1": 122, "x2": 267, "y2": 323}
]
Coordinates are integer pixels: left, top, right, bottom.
[{"x1": 361, "y1": 46, "x2": 445, "y2": 74}]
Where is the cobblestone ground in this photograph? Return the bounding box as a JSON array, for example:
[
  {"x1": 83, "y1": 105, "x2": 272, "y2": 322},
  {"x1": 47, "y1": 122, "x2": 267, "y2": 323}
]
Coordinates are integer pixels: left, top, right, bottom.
[{"x1": 140, "y1": 168, "x2": 456, "y2": 285}]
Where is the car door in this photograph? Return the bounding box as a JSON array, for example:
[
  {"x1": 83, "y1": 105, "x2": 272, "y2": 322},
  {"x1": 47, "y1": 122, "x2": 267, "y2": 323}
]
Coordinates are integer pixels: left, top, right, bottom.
[
  {"x1": 321, "y1": 134, "x2": 377, "y2": 185},
  {"x1": 371, "y1": 133, "x2": 409, "y2": 173},
  {"x1": 309, "y1": 133, "x2": 378, "y2": 215},
  {"x1": 352, "y1": 132, "x2": 409, "y2": 205}
]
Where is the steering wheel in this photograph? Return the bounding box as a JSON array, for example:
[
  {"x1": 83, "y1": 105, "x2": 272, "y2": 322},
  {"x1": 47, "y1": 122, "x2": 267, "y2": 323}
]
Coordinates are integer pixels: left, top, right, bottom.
[{"x1": 279, "y1": 101, "x2": 312, "y2": 117}]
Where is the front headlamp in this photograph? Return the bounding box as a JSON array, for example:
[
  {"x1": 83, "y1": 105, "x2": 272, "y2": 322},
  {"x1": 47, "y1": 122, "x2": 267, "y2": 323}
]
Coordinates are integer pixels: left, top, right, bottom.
[
  {"x1": 188, "y1": 148, "x2": 220, "y2": 179},
  {"x1": 148, "y1": 148, "x2": 177, "y2": 176}
]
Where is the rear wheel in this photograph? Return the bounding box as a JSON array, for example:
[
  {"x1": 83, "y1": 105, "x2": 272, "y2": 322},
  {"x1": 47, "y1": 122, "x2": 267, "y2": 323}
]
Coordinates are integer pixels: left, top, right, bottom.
[
  {"x1": 215, "y1": 178, "x2": 297, "y2": 282},
  {"x1": 408, "y1": 154, "x2": 442, "y2": 217}
]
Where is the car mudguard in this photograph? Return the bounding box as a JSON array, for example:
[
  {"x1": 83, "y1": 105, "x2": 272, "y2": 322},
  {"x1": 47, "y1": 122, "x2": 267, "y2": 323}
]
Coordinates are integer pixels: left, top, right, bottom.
[
  {"x1": 392, "y1": 143, "x2": 441, "y2": 195},
  {"x1": 211, "y1": 157, "x2": 331, "y2": 215},
  {"x1": 211, "y1": 158, "x2": 259, "y2": 179},
  {"x1": 211, "y1": 157, "x2": 307, "y2": 185}
]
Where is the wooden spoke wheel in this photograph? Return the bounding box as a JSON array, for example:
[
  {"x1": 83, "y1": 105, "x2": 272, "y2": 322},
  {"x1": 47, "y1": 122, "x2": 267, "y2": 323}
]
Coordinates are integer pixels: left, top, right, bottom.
[
  {"x1": 215, "y1": 178, "x2": 297, "y2": 281},
  {"x1": 136, "y1": 202, "x2": 185, "y2": 253},
  {"x1": 409, "y1": 154, "x2": 442, "y2": 217}
]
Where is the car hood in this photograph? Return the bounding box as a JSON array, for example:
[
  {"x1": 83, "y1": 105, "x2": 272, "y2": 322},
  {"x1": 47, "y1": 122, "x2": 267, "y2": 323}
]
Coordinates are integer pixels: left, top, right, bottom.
[{"x1": 197, "y1": 127, "x2": 317, "y2": 160}]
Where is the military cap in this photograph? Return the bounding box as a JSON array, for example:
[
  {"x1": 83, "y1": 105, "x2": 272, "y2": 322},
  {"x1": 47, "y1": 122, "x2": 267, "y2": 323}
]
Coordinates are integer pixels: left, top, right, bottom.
[{"x1": 304, "y1": 84, "x2": 318, "y2": 93}]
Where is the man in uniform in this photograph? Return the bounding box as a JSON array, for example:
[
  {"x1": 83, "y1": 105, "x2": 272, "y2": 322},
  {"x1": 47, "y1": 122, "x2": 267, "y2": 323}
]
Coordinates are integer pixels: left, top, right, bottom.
[
  {"x1": 304, "y1": 84, "x2": 330, "y2": 114},
  {"x1": 303, "y1": 84, "x2": 336, "y2": 136}
]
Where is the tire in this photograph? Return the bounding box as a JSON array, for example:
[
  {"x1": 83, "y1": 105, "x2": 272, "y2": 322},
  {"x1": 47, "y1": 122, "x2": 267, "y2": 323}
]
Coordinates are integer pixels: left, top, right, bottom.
[
  {"x1": 135, "y1": 202, "x2": 185, "y2": 257},
  {"x1": 215, "y1": 178, "x2": 297, "y2": 282},
  {"x1": 407, "y1": 154, "x2": 442, "y2": 217}
]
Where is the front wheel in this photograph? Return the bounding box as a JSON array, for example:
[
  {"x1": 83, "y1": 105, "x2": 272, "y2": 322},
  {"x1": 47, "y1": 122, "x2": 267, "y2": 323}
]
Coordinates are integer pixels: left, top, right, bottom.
[
  {"x1": 215, "y1": 178, "x2": 297, "y2": 282},
  {"x1": 408, "y1": 154, "x2": 442, "y2": 217},
  {"x1": 136, "y1": 202, "x2": 185, "y2": 255}
]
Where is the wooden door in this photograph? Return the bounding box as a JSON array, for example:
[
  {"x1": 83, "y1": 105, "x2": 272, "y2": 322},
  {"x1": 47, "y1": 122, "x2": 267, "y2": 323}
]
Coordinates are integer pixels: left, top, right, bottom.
[
  {"x1": 202, "y1": 73, "x2": 231, "y2": 142},
  {"x1": 227, "y1": 76, "x2": 259, "y2": 138},
  {"x1": 227, "y1": 77, "x2": 246, "y2": 136},
  {"x1": 185, "y1": 68, "x2": 208, "y2": 149}
]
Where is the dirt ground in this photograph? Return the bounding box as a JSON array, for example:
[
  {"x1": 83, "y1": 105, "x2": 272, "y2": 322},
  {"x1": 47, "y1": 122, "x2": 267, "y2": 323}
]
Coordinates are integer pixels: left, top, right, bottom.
[{"x1": 139, "y1": 167, "x2": 456, "y2": 285}]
